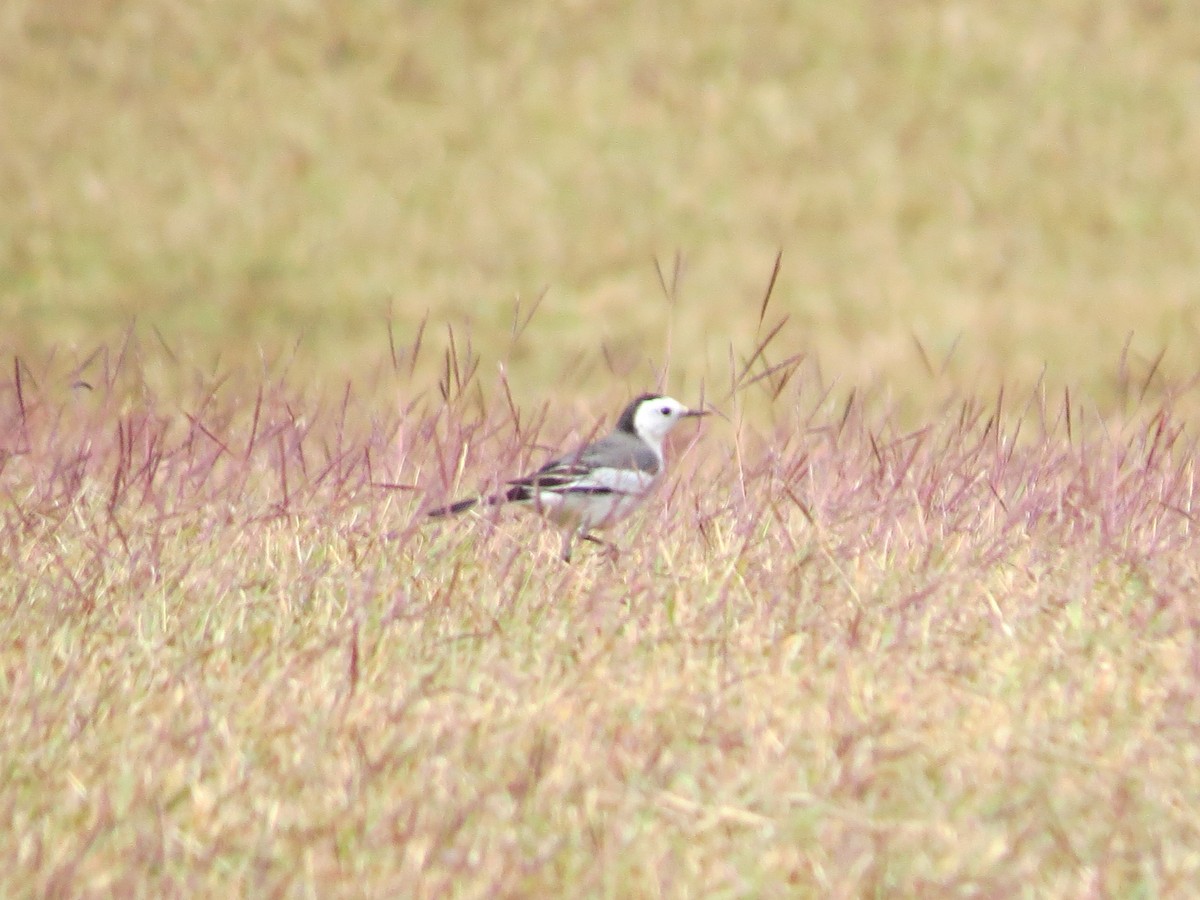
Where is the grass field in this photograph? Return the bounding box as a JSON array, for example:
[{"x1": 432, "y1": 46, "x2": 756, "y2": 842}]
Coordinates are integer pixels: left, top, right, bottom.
[{"x1": 5, "y1": 1, "x2": 1200, "y2": 896}]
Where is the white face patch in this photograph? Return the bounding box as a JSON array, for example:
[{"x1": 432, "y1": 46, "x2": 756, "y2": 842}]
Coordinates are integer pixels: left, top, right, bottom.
[{"x1": 633, "y1": 396, "x2": 689, "y2": 444}]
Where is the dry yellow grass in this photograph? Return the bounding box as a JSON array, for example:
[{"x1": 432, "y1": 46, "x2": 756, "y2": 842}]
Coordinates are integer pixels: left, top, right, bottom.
[
  {"x1": 5, "y1": 347, "x2": 1200, "y2": 896},
  {"x1": 5, "y1": 1, "x2": 1200, "y2": 896}
]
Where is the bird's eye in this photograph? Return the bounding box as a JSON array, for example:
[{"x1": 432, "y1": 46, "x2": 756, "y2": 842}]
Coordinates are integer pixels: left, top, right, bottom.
[{"x1": 661, "y1": 406, "x2": 672, "y2": 416}]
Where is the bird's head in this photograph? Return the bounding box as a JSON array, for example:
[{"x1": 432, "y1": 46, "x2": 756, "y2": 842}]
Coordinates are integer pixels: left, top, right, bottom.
[{"x1": 621, "y1": 394, "x2": 709, "y2": 443}]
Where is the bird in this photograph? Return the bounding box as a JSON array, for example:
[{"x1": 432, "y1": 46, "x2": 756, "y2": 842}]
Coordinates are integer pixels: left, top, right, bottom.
[{"x1": 427, "y1": 393, "x2": 709, "y2": 561}]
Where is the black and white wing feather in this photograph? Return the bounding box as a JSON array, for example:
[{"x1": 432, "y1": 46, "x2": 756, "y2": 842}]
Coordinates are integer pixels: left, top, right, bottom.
[
  {"x1": 428, "y1": 429, "x2": 662, "y2": 516},
  {"x1": 502, "y1": 433, "x2": 661, "y2": 501}
]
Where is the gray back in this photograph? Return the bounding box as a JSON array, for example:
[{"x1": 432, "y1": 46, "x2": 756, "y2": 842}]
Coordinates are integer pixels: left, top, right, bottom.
[{"x1": 578, "y1": 431, "x2": 661, "y2": 475}]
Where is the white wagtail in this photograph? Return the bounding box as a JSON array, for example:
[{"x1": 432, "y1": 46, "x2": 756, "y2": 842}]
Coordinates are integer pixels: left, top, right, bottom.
[{"x1": 428, "y1": 393, "x2": 708, "y2": 560}]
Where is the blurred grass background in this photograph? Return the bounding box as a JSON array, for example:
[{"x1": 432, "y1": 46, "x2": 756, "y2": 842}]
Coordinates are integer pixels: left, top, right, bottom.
[{"x1": 3, "y1": 0, "x2": 1199, "y2": 406}]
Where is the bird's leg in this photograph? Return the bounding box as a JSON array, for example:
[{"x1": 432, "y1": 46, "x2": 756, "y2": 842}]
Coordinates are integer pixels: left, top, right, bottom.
[
  {"x1": 581, "y1": 533, "x2": 620, "y2": 562},
  {"x1": 562, "y1": 527, "x2": 603, "y2": 562}
]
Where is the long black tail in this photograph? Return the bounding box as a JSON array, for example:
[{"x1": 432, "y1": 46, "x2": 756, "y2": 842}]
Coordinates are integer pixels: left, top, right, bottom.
[
  {"x1": 427, "y1": 496, "x2": 483, "y2": 518},
  {"x1": 427, "y1": 483, "x2": 532, "y2": 518}
]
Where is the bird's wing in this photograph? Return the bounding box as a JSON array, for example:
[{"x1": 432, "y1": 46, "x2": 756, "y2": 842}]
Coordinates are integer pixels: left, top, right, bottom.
[{"x1": 506, "y1": 434, "x2": 660, "y2": 499}]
